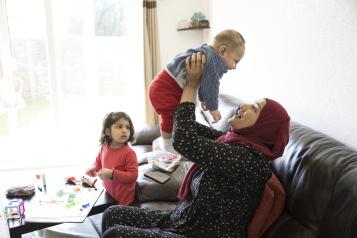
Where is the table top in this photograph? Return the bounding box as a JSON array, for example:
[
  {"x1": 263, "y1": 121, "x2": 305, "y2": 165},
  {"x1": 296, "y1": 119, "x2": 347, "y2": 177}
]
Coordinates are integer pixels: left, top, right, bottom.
[{"x1": 0, "y1": 166, "x2": 116, "y2": 238}]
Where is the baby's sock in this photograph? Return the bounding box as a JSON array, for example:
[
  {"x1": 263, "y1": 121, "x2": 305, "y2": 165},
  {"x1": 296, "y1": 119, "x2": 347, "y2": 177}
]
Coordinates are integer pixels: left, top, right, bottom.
[{"x1": 162, "y1": 138, "x2": 177, "y2": 154}]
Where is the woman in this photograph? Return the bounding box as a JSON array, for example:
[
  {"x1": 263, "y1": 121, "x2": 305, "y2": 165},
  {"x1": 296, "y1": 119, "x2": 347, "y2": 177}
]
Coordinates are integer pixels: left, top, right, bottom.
[{"x1": 101, "y1": 52, "x2": 290, "y2": 238}]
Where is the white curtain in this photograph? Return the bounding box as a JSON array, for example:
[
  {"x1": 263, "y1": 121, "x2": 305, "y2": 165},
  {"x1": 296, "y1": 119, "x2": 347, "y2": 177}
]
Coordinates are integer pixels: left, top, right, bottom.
[{"x1": 143, "y1": 0, "x2": 160, "y2": 125}]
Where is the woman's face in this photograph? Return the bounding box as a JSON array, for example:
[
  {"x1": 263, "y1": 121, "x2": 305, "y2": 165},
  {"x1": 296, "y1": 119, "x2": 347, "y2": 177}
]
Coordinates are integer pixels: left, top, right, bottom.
[{"x1": 228, "y1": 99, "x2": 266, "y2": 130}]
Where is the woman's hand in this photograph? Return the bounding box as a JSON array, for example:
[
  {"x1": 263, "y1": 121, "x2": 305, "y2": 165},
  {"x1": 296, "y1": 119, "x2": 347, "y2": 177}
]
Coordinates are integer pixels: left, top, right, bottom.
[
  {"x1": 185, "y1": 52, "x2": 206, "y2": 89},
  {"x1": 180, "y1": 52, "x2": 206, "y2": 104}
]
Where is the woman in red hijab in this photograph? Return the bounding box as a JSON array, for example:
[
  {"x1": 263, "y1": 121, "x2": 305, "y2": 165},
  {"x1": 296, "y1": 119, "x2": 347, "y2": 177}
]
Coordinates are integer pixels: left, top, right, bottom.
[{"x1": 102, "y1": 53, "x2": 290, "y2": 238}]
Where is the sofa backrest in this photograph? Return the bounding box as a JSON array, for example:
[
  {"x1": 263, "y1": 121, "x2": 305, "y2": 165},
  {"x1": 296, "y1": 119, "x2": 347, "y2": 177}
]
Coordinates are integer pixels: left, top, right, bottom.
[
  {"x1": 271, "y1": 121, "x2": 357, "y2": 238},
  {"x1": 198, "y1": 94, "x2": 246, "y2": 132}
]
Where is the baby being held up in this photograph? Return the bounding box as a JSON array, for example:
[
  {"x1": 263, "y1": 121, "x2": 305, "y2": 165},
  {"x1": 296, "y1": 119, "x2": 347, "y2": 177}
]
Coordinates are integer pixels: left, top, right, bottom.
[{"x1": 149, "y1": 29, "x2": 245, "y2": 153}]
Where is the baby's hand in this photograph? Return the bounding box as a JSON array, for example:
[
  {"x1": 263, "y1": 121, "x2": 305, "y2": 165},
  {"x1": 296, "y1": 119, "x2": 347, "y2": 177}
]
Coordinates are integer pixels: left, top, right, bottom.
[
  {"x1": 210, "y1": 110, "x2": 221, "y2": 123},
  {"x1": 96, "y1": 168, "x2": 114, "y2": 180},
  {"x1": 85, "y1": 167, "x2": 96, "y2": 177},
  {"x1": 201, "y1": 101, "x2": 207, "y2": 111}
]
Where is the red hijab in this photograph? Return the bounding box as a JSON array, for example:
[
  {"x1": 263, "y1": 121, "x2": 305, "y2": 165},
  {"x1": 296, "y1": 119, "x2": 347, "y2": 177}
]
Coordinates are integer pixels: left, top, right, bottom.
[
  {"x1": 216, "y1": 98, "x2": 290, "y2": 160},
  {"x1": 178, "y1": 98, "x2": 290, "y2": 201}
]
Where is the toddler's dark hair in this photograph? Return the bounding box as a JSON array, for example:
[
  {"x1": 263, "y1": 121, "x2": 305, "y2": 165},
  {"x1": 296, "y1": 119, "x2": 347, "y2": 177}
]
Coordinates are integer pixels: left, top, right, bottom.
[{"x1": 99, "y1": 112, "x2": 135, "y2": 145}]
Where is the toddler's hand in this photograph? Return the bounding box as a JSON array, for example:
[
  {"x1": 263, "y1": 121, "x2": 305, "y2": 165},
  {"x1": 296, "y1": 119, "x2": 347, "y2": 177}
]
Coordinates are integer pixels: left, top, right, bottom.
[
  {"x1": 201, "y1": 102, "x2": 207, "y2": 111},
  {"x1": 97, "y1": 168, "x2": 114, "y2": 180},
  {"x1": 85, "y1": 167, "x2": 96, "y2": 177},
  {"x1": 210, "y1": 110, "x2": 221, "y2": 123}
]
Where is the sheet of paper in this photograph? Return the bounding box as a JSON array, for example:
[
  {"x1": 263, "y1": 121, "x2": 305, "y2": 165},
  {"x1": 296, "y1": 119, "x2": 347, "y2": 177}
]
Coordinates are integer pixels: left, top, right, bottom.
[{"x1": 25, "y1": 186, "x2": 103, "y2": 223}]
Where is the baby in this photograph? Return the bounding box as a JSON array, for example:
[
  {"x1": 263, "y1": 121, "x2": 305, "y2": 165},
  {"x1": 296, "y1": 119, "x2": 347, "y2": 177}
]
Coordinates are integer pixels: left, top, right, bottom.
[{"x1": 149, "y1": 29, "x2": 245, "y2": 153}]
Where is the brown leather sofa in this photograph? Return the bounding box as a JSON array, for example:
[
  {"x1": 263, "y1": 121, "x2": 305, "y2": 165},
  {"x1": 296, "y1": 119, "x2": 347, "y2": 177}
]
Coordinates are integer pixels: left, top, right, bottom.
[{"x1": 33, "y1": 94, "x2": 357, "y2": 238}]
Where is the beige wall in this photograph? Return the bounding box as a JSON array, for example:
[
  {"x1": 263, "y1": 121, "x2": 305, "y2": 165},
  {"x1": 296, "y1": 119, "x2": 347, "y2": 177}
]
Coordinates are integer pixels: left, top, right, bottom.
[
  {"x1": 157, "y1": 0, "x2": 209, "y2": 68},
  {"x1": 157, "y1": 0, "x2": 357, "y2": 150}
]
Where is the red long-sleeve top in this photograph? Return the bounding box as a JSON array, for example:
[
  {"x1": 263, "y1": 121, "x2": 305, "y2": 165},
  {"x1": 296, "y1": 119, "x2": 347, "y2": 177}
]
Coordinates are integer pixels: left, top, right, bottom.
[{"x1": 94, "y1": 144, "x2": 138, "y2": 205}]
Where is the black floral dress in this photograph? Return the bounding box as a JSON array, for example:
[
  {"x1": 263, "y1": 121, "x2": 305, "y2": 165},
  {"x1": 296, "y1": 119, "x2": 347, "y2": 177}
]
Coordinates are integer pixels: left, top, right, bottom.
[{"x1": 102, "y1": 102, "x2": 271, "y2": 238}]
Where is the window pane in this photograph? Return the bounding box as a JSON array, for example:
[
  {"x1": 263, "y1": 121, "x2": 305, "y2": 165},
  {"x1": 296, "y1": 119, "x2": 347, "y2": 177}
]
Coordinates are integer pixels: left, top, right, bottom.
[
  {"x1": 0, "y1": 0, "x2": 144, "y2": 170},
  {"x1": 94, "y1": 0, "x2": 128, "y2": 36}
]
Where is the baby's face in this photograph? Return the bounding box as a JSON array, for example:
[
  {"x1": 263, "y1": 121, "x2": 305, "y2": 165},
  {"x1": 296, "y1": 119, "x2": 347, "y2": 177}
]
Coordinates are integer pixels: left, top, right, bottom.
[{"x1": 221, "y1": 45, "x2": 245, "y2": 70}]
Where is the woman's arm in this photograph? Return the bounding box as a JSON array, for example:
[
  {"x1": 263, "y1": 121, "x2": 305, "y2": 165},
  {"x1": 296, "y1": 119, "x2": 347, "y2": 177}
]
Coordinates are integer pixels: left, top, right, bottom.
[
  {"x1": 182, "y1": 52, "x2": 223, "y2": 140},
  {"x1": 173, "y1": 103, "x2": 269, "y2": 180},
  {"x1": 173, "y1": 53, "x2": 270, "y2": 178},
  {"x1": 194, "y1": 120, "x2": 224, "y2": 139}
]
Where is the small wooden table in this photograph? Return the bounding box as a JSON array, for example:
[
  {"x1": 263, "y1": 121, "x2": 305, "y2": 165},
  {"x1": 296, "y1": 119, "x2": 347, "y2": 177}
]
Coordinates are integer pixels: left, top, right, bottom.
[
  {"x1": 1, "y1": 168, "x2": 116, "y2": 238},
  {"x1": 7, "y1": 192, "x2": 115, "y2": 238}
]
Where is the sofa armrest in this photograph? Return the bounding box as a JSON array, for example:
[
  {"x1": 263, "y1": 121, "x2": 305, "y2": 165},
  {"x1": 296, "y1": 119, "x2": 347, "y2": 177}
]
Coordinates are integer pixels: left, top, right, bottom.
[{"x1": 133, "y1": 124, "x2": 160, "y2": 145}]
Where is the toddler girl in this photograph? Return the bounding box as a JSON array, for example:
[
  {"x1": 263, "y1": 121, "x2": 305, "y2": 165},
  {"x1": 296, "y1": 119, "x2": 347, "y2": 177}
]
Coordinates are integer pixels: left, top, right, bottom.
[{"x1": 86, "y1": 112, "x2": 138, "y2": 205}]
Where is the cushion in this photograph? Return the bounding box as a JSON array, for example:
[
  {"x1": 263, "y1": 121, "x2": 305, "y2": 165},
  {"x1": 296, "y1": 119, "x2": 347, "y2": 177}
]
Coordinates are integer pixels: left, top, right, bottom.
[
  {"x1": 139, "y1": 201, "x2": 177, "y2": 211},
  {"x1": 136, "y1": 162, "x2": 192, "y2": 202},
  {"x1": 132, "y1": 145, "x2": 154, "y2": 158},
  {"x1": 132, "y1": 124, "x2": 160, "y2": 145},
  {"x1": 136, "y1": 151, "x2": 152, "y2": 165},
  {"x1": 201, "y1": 94, "x2": 246, "y2": 132},
  {"x1": 248, "y1": 172, "x2": 286, "y2": 238}
]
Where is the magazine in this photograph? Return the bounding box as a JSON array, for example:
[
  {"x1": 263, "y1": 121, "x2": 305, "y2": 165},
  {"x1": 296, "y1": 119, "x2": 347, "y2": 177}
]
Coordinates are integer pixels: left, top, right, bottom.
[{"x1": 146, "y1": 151, "x2": 181, "y2": 173}]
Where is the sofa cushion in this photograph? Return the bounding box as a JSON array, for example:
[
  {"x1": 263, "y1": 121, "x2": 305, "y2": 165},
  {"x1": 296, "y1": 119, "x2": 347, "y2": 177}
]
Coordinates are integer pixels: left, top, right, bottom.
[
  {"x1": 262, "y1": 212, "x2": 316, "y2": 238},
  {"x1": 132, "y1": 124, "x2": 160, "y2": 145},
  {"x1": 132, "y1": 145, "x2": 155, "y2": 161},
  {"x1": 136, "y1": 162, "x2": 192, "y2": 202},
  {"x1": 201, "y1": 94, "x2": 246, "y2": 132},
  {"x1": 138, "y1": 201, "x2": 177, "y2": 211},
  {"x1": 135, "y1": 151, "x2": 162, "y2": 165},
  {"x1": 195, "y1": 99, "x2": 211, "y2": 127}
]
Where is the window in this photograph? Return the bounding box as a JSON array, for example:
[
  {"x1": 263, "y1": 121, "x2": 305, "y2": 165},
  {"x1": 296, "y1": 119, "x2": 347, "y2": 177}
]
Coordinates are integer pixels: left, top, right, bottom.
[{"x1": 0, "y1": 0, "x2": 144, "y2": 170}]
